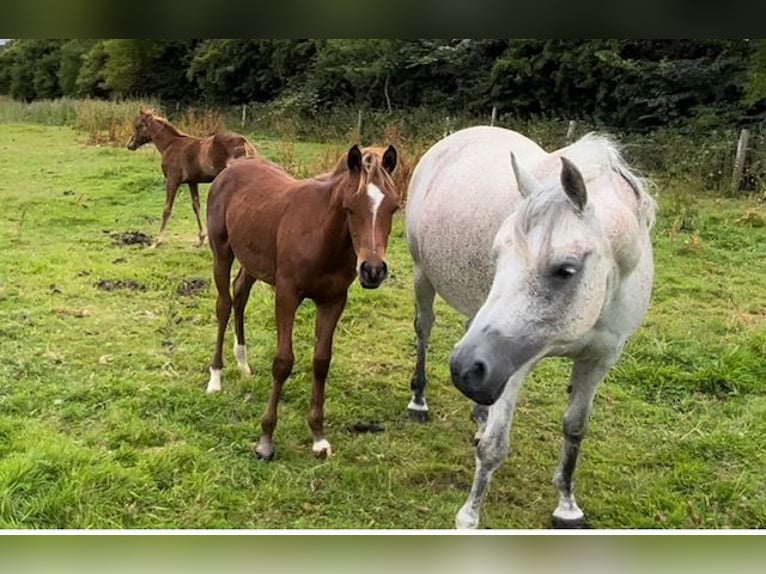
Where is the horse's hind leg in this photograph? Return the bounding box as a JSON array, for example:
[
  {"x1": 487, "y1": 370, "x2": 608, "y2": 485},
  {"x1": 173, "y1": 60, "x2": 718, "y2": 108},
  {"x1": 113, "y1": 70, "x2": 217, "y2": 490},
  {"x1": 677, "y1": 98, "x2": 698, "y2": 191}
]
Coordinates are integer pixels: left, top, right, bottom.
[
  {"x1": 189, "y1": 182, "x2": 206, "y2": 247},
  {"x1": 308, "y1": 293, "x2": 347, "y2": 459},
  {"x1": 232, "y1": 266, "x2": 256, "y2": 376},
  {"x1": 207, "y1": 246, "x2": 235, "y2": 394},
  {"x1": 408, "y1": 265, "x2": 435, "y2": 422},
  {"x1": 551, "y1": 357, "x2": 613, "y2": 529},
  {"x1": 455, "y1": 365, "x2": 530, "y2": 529}
]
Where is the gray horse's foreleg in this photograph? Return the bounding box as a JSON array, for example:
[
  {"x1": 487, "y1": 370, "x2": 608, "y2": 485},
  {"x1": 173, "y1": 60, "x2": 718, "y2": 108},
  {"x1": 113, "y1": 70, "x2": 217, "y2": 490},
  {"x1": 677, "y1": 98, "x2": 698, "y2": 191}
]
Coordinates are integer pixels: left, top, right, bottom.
[
  {"x1": 455, "y1": 366, "x2": 530, "y2": 529},
  {"x1": 408, "y1": 265, "x2": 435, "y2": 422},
  {"x1": 551, "y1": 357, "x2": 615, "y2": 528}
]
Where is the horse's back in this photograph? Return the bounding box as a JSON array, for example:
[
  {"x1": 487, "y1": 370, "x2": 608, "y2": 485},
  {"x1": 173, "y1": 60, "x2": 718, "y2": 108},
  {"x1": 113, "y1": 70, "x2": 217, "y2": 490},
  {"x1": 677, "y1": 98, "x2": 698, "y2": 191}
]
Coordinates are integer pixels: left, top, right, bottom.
[
  {"x1": 207, "y1": 157, "x2": 297, "y2": 282},
  {"x1": 406, "y1": 126, "x2": 546, "y2": 316}
]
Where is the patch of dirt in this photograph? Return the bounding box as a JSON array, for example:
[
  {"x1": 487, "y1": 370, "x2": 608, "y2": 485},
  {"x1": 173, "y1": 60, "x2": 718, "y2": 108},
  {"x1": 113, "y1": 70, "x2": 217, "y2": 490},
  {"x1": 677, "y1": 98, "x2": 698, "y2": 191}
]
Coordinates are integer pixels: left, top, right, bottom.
[
  {"x1": 177, "y1": 277, "x2": 208, "y2": 296},
  {"x1": 347, "y1": 421, "x2": 385, "y2": 434},
  {"x1": 110, "y1": 230, "x2": 152, "y2": 247},
  {"x1": 95, "y1": 279, "x2": 146, "y2": 292}
]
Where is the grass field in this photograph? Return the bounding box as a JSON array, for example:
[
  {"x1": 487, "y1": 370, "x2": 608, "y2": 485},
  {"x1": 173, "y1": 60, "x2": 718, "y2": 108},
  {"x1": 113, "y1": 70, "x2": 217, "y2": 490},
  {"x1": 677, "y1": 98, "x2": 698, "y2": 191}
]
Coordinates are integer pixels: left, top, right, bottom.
[{"x1": 0, "y1": 123, "x2": 765, "y2": 529}]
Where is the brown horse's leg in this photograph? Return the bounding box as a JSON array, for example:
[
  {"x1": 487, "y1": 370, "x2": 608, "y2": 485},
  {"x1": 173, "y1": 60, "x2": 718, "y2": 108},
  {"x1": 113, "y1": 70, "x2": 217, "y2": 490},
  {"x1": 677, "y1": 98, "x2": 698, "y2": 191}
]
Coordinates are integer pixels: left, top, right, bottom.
[
  {"x1": 232, "y1": 267, "x2": 256, "y2": 376},
  {"x1": 255, "y1": 284, "x2": 300, "y2": 461},
  {"x1": 153, "y1": 178, "x2": 180, "y2": 248},
  {"x1": 189, "y1": 182, "x2": 206, "y2": 247},
  {"x1": 309, "y1": 293, "x2": 347, "y2": 459},
  {"x1": 207, "y1": 246, "x2": 235, "y2": 394}
]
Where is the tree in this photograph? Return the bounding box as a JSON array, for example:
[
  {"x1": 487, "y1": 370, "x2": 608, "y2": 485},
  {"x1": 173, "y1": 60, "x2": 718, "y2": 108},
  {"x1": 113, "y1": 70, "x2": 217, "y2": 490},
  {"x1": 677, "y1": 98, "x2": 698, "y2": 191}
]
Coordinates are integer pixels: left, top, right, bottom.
[
  {"x1": 745, "y1": 39, "x2": 766, "y2": 106},
  {"x1": 103, "y1": 40, "x2": 198, "y2": 102},
  {"x1": 188, "y1": 39, "x2": 321, "y2": 105},
  {"x1": 58, "y1": 39, "x2": 97, "y2": 97},
  {"x1": 0, "y1": 39, "x2": 63, "y2": 101},
  {"x1": 76, "y1": 41, "x2": 109, "y2": 98}
]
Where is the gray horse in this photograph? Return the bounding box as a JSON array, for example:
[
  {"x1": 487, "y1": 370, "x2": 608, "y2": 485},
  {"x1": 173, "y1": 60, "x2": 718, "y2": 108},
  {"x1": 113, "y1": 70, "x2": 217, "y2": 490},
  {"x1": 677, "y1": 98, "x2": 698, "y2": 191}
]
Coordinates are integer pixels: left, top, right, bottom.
[{"x1": 405, "y1": 126, "x2": 656, "y2": 528}]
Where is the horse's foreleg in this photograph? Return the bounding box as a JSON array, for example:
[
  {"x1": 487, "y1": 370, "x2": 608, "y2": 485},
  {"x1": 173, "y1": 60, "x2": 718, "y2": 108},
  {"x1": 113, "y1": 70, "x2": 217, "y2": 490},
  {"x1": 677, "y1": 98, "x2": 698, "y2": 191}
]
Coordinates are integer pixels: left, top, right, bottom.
[
  {"x1": 153, "y1": 179, "x2": 179, "y2": 248},
  {"x1": 308, "y1": 294, "x2": 347, "y2": 459},
  {"x1": 551, "y1": 357, "x2": 614, "y2": 528},
  {"x1": 408, "y1": 265, "x2": 435, "y2": 422},
  {"x1": 189, "y1": 182, "x2": 206, "y2": 247},
  {"x1": 208, "y1": 249, "x2": 235, "y2": 393},
  {"x1": 232, "y1": 267, "x2": 256, "y2": 377},
  {"x1": 255, "y1": 285, "x2": 300, "y2": 461},
  {"x1": 455, "y1": 365, "x2": 530, "y2": 529}
]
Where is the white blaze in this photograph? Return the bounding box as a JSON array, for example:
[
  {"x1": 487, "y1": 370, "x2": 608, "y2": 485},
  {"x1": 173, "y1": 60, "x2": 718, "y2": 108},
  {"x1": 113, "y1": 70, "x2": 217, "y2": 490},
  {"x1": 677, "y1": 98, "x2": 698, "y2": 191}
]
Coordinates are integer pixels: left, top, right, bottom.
[{"x1": 366, "y1": 183, "x2": 385, "y2": 252}]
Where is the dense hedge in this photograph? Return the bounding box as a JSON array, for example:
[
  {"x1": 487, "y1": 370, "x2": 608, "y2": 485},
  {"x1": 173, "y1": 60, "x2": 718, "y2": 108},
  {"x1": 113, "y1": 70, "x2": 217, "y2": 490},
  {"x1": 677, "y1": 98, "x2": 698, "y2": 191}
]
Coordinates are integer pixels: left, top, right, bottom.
[{"x1": 2, "y1": 39, "x2": 766, "y2": 133}]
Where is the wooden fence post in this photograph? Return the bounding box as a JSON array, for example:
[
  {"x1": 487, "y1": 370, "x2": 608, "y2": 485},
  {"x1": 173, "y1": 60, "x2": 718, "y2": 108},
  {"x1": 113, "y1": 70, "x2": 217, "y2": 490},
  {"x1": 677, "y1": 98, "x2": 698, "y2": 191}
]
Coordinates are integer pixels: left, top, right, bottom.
[
  {"x1": 241, "y1": 104, "x2": 247, "y2": 130},
  {"x1": 490, "y1": 106, "x2": 497, "y2": 126},
  {"x1": 566, "y1": 120, "x2": 577, "y2": 143},
  {"x1": 731, "y1": 128, "x2": 750, "y2": 195},
  {"x1": 356, "y1": 110, "x2": 363, "y2": 137}
]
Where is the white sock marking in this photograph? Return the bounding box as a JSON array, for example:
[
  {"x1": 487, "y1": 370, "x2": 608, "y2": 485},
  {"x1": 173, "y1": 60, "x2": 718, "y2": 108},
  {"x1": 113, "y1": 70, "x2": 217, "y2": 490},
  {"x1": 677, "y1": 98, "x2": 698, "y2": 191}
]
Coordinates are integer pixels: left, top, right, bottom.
[
  {"x1": 233, "y1": 340, "x2": 251, "y2": 376},
  {"x1": 206, "y1": 367, "x2": 222, "y2": 394},
  {"x1": 407, "y1": 397, "x2": 429, "y2": 412},
  {"x1": 552, "y1": 496, "x2": 584, "y2": 522}
]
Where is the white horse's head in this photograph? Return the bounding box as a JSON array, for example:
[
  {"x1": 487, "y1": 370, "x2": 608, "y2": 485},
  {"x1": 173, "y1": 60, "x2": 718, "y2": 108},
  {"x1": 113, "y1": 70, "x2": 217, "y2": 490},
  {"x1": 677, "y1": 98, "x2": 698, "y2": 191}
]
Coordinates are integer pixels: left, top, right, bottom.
[{"x1": 449, "y1": 154, "x2": 616, "y2": 405}]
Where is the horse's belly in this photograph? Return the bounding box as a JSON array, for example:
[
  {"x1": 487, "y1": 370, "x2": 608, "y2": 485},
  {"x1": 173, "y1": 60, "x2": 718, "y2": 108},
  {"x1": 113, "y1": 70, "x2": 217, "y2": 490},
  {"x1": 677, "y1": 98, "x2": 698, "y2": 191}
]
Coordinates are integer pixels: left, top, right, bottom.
[
  {"x1": 406, "y1": 126, "x2": 544, "y2": 318},
  {"x1": 416, "y1": 213, "x2": 499, "y2": 317}
]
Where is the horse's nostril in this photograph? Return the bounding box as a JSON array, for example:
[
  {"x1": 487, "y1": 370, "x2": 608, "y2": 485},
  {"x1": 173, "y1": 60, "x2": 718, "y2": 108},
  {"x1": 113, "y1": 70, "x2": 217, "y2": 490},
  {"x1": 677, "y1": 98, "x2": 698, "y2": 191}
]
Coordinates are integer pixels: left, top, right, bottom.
[{"x1": 464, "y1": 360, "x2": 487, "y2": 385}]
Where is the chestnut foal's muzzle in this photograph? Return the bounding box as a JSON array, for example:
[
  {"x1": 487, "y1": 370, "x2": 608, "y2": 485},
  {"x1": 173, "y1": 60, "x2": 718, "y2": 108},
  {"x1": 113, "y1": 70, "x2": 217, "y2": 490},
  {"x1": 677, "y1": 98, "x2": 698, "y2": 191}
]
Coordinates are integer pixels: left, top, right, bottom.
[{"x1": 358, "y1": 260, "x2": 388, "y2": 289}]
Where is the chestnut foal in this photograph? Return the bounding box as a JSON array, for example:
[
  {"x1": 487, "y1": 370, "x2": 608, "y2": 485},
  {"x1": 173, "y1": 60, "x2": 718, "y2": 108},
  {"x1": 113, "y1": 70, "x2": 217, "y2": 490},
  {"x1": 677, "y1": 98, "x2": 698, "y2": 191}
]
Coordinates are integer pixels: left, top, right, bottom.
[
  {"x1": 126, "y1": 109, "x2": 256, "y2": 247},
  {"x1": 206, "y1": 145, "x2": 399, "y2": 460}
]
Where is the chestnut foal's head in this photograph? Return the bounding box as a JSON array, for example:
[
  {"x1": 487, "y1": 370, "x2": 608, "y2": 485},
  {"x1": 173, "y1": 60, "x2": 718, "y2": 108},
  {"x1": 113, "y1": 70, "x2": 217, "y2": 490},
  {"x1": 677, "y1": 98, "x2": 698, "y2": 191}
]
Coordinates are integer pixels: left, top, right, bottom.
[
  {"x1": 340, "y1": 145, "x2": 400, "y2": 289},
  {"x1": 126, "y1": 110, "x2": 155, "y2": 150}
]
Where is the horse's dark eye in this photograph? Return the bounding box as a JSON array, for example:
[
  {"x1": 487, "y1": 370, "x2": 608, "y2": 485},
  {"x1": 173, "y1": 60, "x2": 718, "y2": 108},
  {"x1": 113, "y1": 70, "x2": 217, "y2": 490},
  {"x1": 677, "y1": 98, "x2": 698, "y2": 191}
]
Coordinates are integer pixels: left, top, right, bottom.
[{"x1": 552, "y1": 264, "x2": 578, "y2": 279}]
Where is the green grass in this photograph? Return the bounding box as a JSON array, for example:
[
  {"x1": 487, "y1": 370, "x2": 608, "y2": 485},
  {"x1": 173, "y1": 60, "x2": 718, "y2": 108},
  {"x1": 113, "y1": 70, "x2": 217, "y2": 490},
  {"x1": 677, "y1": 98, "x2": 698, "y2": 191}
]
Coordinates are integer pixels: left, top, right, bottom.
[{"x1": 0, "y1": 124, "x2": 765, "y2": 529}]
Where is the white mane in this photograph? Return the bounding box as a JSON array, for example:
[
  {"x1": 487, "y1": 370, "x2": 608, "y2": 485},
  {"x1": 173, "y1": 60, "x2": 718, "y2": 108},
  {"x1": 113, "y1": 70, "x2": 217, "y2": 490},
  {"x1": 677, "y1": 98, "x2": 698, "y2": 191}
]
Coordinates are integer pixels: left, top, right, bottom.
[{"x1": 557, "y1": 132, "x2": 657, "y2": 229}]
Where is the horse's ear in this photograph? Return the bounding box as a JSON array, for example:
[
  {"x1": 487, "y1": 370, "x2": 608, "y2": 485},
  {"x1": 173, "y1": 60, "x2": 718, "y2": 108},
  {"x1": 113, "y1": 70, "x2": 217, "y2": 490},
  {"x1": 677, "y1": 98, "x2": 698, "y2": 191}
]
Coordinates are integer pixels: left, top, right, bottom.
[
  {"x1": 347, "y1": 145, "x2": 362, "y2": 173},
  {"x1": 509, "y1": 152, "x2": 542, "y2": 199},
  {"x1": 382, "y1": 145, "x2": 397, "y2": 174},
  {"x1": 560, "y1": 157, "x2": 587, "y2": 211}
]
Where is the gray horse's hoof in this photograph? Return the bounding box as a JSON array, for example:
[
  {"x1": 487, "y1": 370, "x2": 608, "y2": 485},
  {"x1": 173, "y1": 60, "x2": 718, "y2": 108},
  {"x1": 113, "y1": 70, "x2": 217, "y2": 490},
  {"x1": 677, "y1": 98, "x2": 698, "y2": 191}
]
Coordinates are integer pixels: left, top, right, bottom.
[
  {"x1": 550, "y1": 515, "x2": 590, "y2": 529},
  {"x1": 408, "y1": 408, "x2": 429, "y2": 423}
]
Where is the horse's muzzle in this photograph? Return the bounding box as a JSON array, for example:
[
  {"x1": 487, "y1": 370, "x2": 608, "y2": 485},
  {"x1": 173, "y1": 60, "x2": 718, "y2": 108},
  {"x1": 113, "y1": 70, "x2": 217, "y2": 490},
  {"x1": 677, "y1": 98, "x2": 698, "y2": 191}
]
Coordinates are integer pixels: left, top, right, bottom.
[
  {"x1": 126, "y1": 140, "x2": 137, "y2": 151},
  {"x1": 358, "y1": 260, "x2": 388, "y2": 289},
  {"x1": 449, "y1": 347, "x2": 507, "y2": 405},
  {"x1": 449, "y1": 329, "x2": 528, "y2": 405}
]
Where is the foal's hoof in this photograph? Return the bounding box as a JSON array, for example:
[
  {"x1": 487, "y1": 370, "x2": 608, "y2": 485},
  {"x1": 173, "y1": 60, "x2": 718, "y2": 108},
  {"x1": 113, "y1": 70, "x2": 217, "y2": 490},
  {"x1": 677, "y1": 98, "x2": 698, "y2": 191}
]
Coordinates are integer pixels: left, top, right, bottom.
[
  {"x1": 550, "y1": 515, "x2": 590, "y2": 529},
  {"x1": 407, "y1": 408, "x2": 429, "y2": 423},
  {"x1": 195, "y1": 235, "x2": 206, "y2": 247},
  {"x1": 254, "y1": 441, "x2": 275, "y2": 462},
  {"x1": 312, "y1": 439, "x2": 332, "y2": 459}
]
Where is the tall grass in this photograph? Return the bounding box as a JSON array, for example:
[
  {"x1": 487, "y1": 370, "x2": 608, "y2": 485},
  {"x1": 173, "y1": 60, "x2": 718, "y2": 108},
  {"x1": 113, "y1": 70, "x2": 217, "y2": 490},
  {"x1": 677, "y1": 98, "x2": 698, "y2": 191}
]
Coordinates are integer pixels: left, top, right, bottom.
[{"x1": 1, "y1": 96, "x2": 764, "y2": 195}]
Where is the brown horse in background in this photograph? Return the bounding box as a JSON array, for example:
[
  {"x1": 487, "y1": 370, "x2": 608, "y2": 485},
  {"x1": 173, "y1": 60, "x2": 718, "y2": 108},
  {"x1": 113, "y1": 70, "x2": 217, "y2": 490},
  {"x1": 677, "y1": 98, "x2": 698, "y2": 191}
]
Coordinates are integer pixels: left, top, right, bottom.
[
  {"x1": 127, "y1": 109, "x2": 257, "y2": 247},
  {"x1": 206, "y1": 144, "x2": 399, "y2": 461}
]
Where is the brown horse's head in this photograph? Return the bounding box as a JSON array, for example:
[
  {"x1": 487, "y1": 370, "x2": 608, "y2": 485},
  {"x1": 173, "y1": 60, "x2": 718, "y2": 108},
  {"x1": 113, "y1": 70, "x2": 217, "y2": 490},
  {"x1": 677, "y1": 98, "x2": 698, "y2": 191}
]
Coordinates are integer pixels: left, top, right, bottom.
[
  {"x1": 339, "y1": 145, "x2": 400, "y2": 289},
  {"x1": 126, "y1": 110, "x2": 154, "y2": 150}
]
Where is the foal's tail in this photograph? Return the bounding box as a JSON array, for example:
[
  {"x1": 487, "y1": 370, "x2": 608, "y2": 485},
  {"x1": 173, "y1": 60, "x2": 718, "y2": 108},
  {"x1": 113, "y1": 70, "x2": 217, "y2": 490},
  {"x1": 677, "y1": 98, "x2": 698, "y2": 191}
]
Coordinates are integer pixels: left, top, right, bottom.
[
  {"x1": 242, "y1": 139, "x2": 257, "y2": 159},
  {"x1": 225, "y1": 137, "x2": 258, "y2": 167}
]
